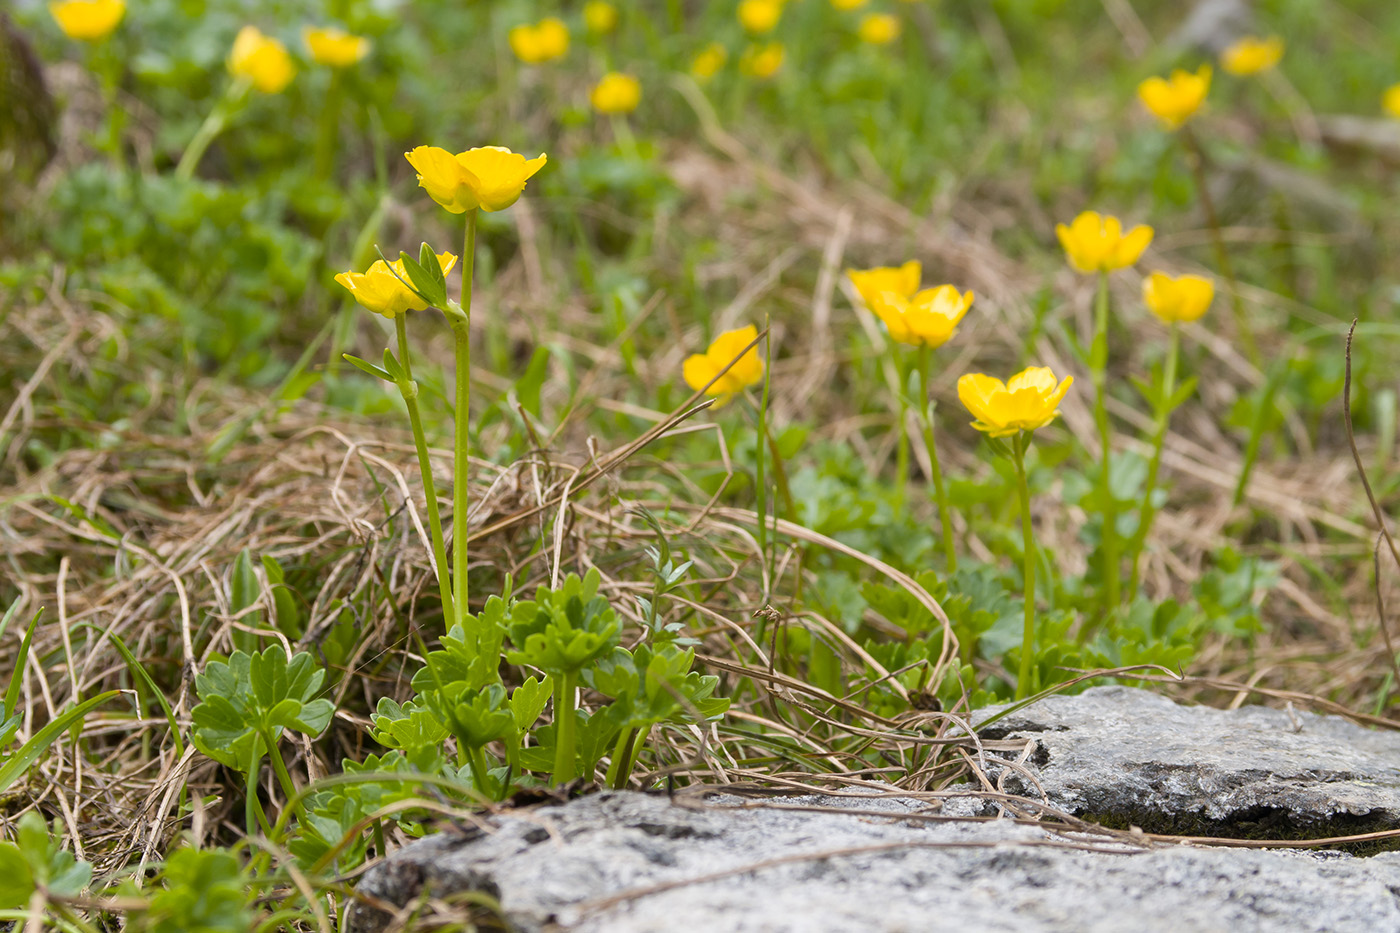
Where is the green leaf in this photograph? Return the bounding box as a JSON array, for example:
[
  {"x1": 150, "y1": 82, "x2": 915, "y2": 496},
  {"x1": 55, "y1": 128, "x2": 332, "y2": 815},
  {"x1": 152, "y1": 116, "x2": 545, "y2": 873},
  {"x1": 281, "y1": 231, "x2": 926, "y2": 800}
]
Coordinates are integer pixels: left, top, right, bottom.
[
  {"x1": 0, "y1": 691, "x2": 119, "y2": 796},
  {"x1": 516, "y1": 346, "x2": 551, "y2": 417},
  {"x1": 342, "y1": 353, "x2": 394, "y2": 382},
  {"x1": 398, "y1": 250, "x2": 447, "y2": 308},
  {"x1": 4, "y1": 607, "x2": 41, "y2": 725},
  {"x1": 260, "y1": 555, "x2": 303, "y2": 639},
  {"x1": 229, "y1": 549, "x2": 262, "y2": 651},
  {"x1": 509, "y1": 676, "x2": 552, "y2": 732},
  {"x1": 381, "y1": 347, "x2": 408, "y2": 382}
]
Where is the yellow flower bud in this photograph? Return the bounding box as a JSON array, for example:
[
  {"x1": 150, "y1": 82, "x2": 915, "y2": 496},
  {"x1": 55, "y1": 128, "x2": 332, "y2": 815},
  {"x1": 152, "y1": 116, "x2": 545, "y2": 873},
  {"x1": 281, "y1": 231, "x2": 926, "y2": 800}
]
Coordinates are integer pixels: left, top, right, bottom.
[
  {"x1": 49, "y1": 0, "x2": 124, "y2": 41},
  {"x1": 584, "y1": 1, "x2": 619, "y2": 36},
  {"x1": 738, "y1": 0, "x2": 782, "y2": 36},
  {"x1": 958, "y1": 367, "x2": 1074, "y2": 438},
  {"x1": 683, "y1": 325, "x2": 764, "y2": 405},
  {"x1": 1055, "y1": 211, "x2": 1154, "y2": 275},
  {"x1": 335, "y1": 253, "x2": 458, "y2": 318},
  {"x1": 303, "y1": 26, "x2": 371, "y2": 68},
  {"x1": 1137, "y1": 65, "x2": 1211, "y2": 131},
  {"x1": 228, "y1": 26, "x2": 296, "y2": 94},
  {"x1": 739, "y1": 42, "x2": 784, "y2": 79},
  {"x1": 508, "y1": 17, "x2": 570, "y2": 65},
  {"x1": 691, "y1": 43, "x2": 728, "y2": 82},
  {"x1": 858, "y1": 14, "x2": 901, "y2": 45},
  {"x1": 1219, "y1": 36, "x2": 1283, "y2": 76},
  {"x1": 590, "y1": 72, "x2": 642, "y2": 114},
  {"x1": 405, "y1": 145, "x2": 548, "y2": 214},
  {"x1": 1142, "y1": 272, "x2": 1214, "y2": 324}
]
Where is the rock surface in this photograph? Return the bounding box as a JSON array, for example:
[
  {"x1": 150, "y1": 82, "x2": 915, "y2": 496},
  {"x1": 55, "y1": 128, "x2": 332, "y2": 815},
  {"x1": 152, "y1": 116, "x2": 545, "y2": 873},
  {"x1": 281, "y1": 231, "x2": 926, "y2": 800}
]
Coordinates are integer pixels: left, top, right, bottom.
[{"x1": 348, "y1": 687, "x2": 1400, "y2": 932}]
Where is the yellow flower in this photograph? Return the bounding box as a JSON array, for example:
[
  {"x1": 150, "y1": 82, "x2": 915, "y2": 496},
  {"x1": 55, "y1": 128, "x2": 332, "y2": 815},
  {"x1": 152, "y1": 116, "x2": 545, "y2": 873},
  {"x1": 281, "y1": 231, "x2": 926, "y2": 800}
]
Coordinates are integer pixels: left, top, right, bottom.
[
  {"x1": 691, "y1": 43, "x2": 728, "y2": 81},
  {"x1": 739, "y1": 42, "x2": 785, "y2": 79},
  {"x1": 831, "y1": 0, "x2": 869, "y2": 9},
  {"x1": 1220, "y1": 36, "x2": 1283, "y2": 76},
  {"x1": 846, "y1": 261, "x2": 922, "y2": 309},
  {"x1": 738, "y1": 0, "x2": 782, "y2": 35},
  {"x1": 958, "y1": 367, "x2": 1074, "y2": 438},
  {"x1": 1137, "y1": 65, "x2": 1211, "y2": 130},
  {"x1": 584, "y1": 1, "x2": 619, "y2": 35},
  {"x1": 335, "y1": 252, "x2": 458, "y2": 318},
  {"x1": 1384, "y1": 84, "x2": 1400, "y2": 120},
  {"x1": 49, "y1": 0, "x2": 124, "y2": 41},
  {"x1": 1055, "y1": 211, "x2": 1153, "y2": 274},
  {"x1": 508, "y1": 17, "x2": 570, "y2": 65},
  {"x1": 1142, "y1": 272, "x2": 1214, "y2": 324},
  {"x1": 870, "y1": 286, "x2": 974, "y2": 349},
  {"x1": 590, "y1": 72, "x2": 641, "y2": 114},
  {"x1": 303, "y1": 26, "x2": 371, "y2": 68},
  {"x1": 683, "y1": 325, "x2": 764, "y2": 404},
  {"x1": 857, "y1": 13, "x2": 900, "y2": 45},
  {"x1": 405, "y1": 146, "x2": 548, "y2": 214},
  {"x1": 228, "y1": 26, "x2": 296, "y2": 94}
]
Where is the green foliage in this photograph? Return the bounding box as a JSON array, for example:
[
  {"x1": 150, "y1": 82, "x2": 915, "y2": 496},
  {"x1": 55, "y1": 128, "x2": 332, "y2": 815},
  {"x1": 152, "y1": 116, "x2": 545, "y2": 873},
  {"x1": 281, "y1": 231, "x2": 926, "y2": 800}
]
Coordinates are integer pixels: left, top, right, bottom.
[
  {"x1": 136, "y1": 846, "x2": 253, "y2": 933},
  {"x1": 190, "y1": 648, "x2": 334, "y2": 770},
  {"x1": 0, "y1": 812, "x2": 91, "y2": 909}
]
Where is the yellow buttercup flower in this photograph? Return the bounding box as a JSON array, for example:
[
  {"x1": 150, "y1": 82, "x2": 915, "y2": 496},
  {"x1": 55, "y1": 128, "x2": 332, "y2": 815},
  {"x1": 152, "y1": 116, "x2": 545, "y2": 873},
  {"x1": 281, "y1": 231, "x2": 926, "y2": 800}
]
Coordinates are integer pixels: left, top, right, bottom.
[
  {"x1": 691, "y1": 43, "x2": 728, "y2": 81},
  {"x1": 49, "y1": 0, "x2": 124, "y2": 41},
  {"x1": 1055, "y1": 211, "x2": 1153, "y2": 275},
  {"x1": 846, "y1": 261, "x2": 921, "y2": 309},
  {"x1": 870, "y1": 286, "x2": 974, "y2": 349},
  {"x1": 228, "y1": 26, "x2": 296, "y2": 94},
  {"x1": 958, "y1": 367, "x2": 1074, "y2": 438},
  {"x1": 683, "y1": 325, "x2": 764, "y2": 404},
  {"x1": 303, "y1": 26, "x2": 371, "y2": 68},
  {"x1": 590, "y1": 72, "x2": 641, "y2": 114},
  {"x1": 1137, "y1": 65, "x2": 1210, "y2": 130},
  {"x1": 738, "y1": 0, "x2": 782, "y2": 35},
  {"x1": 739, "y1": 42, "x2": 784, "y2": 79},
  {"x1": 1220, "y1": 36, "x2": 1283, "y2": 76},
  {"x1": 858, "y1": 13, "x2": 900, "y2": 45},
  {"x1": 584, "y1": 1, "x2": 619, "y2": 35},
  {"x1": 508, "y1": 17, "x2": 570, "y2": 65},
  {"x1": 831, "y1": 0, "x2": 869, "y2": 9},
  {"x1": 1142, "y1": 272, "x2": 1214, "y2": 324},
  {"x1": 335, "y1": 252, "x2": 459, "y2": 318},
  {"x1": 1384, "y1": 84, "x2": 1400, "y2": 120},
  {"x1": 405, "y1": 146, "x2": 548, "y2": 214}
]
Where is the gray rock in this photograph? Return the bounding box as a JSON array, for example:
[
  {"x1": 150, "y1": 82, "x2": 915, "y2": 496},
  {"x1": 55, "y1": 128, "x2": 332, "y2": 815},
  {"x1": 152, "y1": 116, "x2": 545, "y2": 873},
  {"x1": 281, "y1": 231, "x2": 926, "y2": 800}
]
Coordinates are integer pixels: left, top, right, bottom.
[
  {"x1": 973, "y1": 686, "x2": 1400, "y2": 836},
  {"x1": 348, "y1": 688, "x2": 1400, "y2": 932}
]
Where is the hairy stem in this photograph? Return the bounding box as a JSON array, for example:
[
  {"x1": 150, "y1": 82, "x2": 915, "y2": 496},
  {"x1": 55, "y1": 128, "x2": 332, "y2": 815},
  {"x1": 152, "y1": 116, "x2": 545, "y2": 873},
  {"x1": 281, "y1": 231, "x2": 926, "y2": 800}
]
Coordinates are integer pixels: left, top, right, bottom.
[
  {"x1": 1013, "y1": 433, "x2": 1036, "y2": 701},
  {"x1": 1127, "y1": 322, "x2": 1180, "y2": 599},
  {"x1": 917, "y1": 346, "x2": 957, "y2": 575},
  {"x1": 453, "y1": 209, "x2": 479, "y2": 624}
]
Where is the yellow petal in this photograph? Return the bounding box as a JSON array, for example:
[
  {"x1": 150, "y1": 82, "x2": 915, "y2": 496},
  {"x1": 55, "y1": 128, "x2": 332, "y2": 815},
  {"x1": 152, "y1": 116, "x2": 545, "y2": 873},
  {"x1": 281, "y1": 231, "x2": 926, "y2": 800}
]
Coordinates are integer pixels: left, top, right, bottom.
[
  {"x1": 455, "y1": 147, "x2": 547, "y2": 212},
  {"x1": 406, "y1": 146, "x2": 478, "y2": 213}
]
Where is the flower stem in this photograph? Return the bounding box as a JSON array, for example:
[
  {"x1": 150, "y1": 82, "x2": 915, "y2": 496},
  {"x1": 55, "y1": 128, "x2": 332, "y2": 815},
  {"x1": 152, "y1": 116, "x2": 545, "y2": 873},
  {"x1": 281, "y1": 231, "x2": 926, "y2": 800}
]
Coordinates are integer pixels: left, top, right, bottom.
[
  {"x1": 917, "y1": 346, "x2": 957, "y2": 576},
  {"x1": 175, "y1": 78, "x2": 250, "y2": 182},
  {"x1": 261, "y1": 728, "x2": 300, "y2": 813},
  {"x1": 313, "y1": 69, "x2": 343, "y2": 181},
  {"x1": 894, "y1": 352, "x2": 910, "y2": 513},
  {"x1": 452, "y1": 209, "x2": 478, "y2": 625},
  {"x1": 1090, "y1": 272, "x2": 1120, "y2": 618},
  {"x1": 395, "y1": 314, "x2": 456, "y2": 625},
  {"x1": 1013, "y1": 432, "x2": 1036, "y2": 701},
  {"x1": 1127, "y1": 322, "x2": 1180, "y2": 600},
  {"x1": 552, "y1": 670, "x2": 578, "y2": 785},
  {"x1": 1181, "y1": 126, "x2": 1259, "y2": 367}
]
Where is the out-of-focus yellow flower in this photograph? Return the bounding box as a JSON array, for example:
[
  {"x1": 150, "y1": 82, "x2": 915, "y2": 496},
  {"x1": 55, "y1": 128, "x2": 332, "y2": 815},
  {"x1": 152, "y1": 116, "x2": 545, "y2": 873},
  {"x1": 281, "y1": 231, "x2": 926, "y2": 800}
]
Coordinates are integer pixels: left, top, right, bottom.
[
  {"x1": 738, "y1": 0, "x2": 782, "y2": 36},
  {"x1": 1142, "y1": 272, "x2": 1214, "y2": 324},
  {"x1": 847, "y1": 261, "x2": 921, "y2": 309},
  {"x1": 590, "y1": 72, "x2": 641, "y2": 114},
  {"x1": 831, "y1": 0, "x2": 869, "y2": 9},
  {"x1": 1055, "y1": 211, "x2": 1153, "y2": 274},
  {"x1": 683, "y1": 325, "x2": 764, "y2": 404},
  {"x1": 303, "y1": 26, "x2": 371, "y2": 68},
  {"x1": 958, "y1": 367, "x2": 1073, "y2": 438},
  {"x1": 1137, "y1": 65, "x2": 1211, "y2": 130},
  {"x1": 335, "y1": 253, "x2": 458, "y2": 318},
  {"x1": 870, "y1": 286, "x2": 974, "y2": 349},
  {"x1": 1384, "y1": 84, "x2": 1400, "y2": 119},
  {"x1": 740, "y1": 42, "x2": 784, "y2": 79},
  {"x1": 229, "y1": 26, "x2": 296, "y2": 94},
  {"x1": 405, "y1": 146, "x2": 547, "y2": 214},
  {"x1": 584, "y1": 1, "x2": 619, "y2": 35},
  {"x1": 858, "y1": 13, "x2": 900, "y2": 45},
  {"x1": 691, "y1": 43, "x2": 728, "y2": 81},
  {"x1": 49, "y1": 0, "x2": 124, "y2": 41},
  {"x1": 509, "y1": 17, "x2": 570, "y2": 64},
  {"x1": 1220, "y1": 36, "x2": 1283, "y2": 76}
]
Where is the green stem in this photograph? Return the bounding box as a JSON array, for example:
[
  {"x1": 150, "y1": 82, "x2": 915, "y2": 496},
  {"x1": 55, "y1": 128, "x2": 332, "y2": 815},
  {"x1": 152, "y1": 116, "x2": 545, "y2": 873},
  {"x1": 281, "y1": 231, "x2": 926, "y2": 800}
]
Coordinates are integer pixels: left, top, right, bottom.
[
  {"x1": 261, "y1": 728, "x2": 300, "y2": 816},
  {"x1": 1181, "y1": 127, "x2": 1259, "y2": 367},
  {"x1": 466, "y1": 745, "x2": 493, "y2": 798},
  {"x1": 894, "y1": 368, "x2": 910, "y2": 513},
  {"x1": 453, "y1": 209, "x2": 478, "y2": 624},
  {"x1": 917, "y1": 346, "x2": 957, "y2": 575},
  {"x1": 754, "y1": 321, "x2": 771, "y2": 576},
  {"x1": 1127, "y1": 323, "x2": 1180, "y2": 600},
  {"x1": 552, "y1": 670, "x2": 578, "y2": 784},
  {"x1": 1013, "y1": 433, "x2": 1036, "y2": 701},
  {"x1": 1090, "y1": 272, "x2": 1120, "y2": 617},
  {"x1": 95, "y1": 39, "x2": 125, "y2": 164},
  {"x1": 175, "y1": 78, "x2": 250, "y2": 182},
  {"x1": 396, "y1": 314, "x2": 456, "y2": 625},
  {"x1": 314, "y1": 70, "x2": 343, "y2": 181},
  {"x1": 611, "y1": 113, "x2": 641, "y2": 161},
  {"x1": 605, "y1": 726, "x2": 634, "y2": 789}
]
